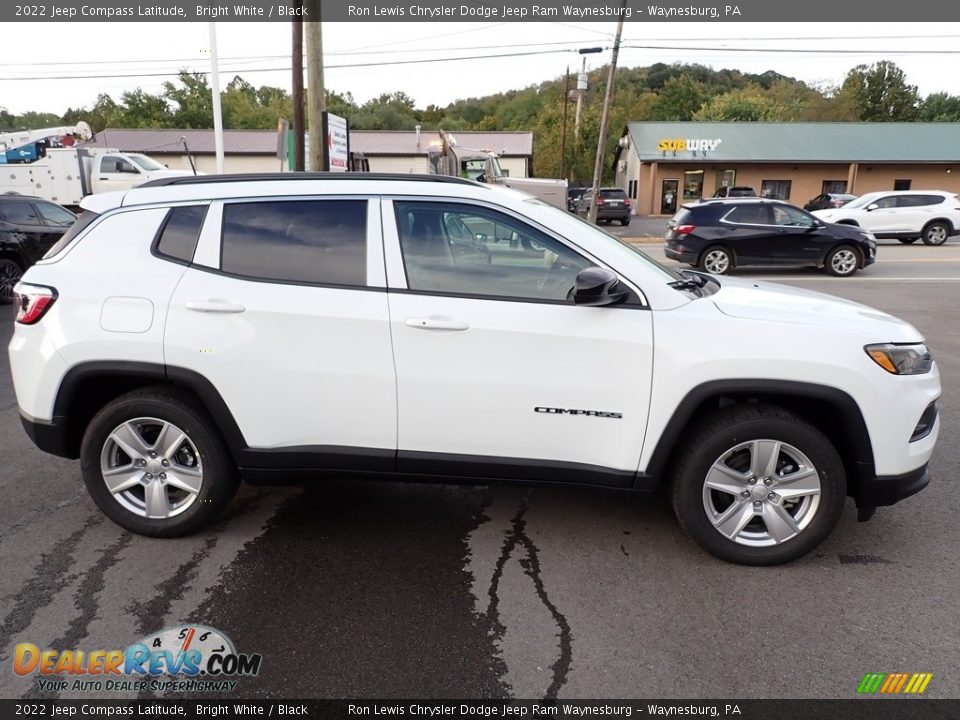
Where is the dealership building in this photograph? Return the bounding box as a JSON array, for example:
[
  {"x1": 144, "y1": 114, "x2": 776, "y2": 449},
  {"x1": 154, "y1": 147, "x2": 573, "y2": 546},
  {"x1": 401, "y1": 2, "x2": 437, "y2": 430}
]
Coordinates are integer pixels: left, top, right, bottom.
[{"x1": 614, "y1": 122, "x2": 960, "y2": 216}]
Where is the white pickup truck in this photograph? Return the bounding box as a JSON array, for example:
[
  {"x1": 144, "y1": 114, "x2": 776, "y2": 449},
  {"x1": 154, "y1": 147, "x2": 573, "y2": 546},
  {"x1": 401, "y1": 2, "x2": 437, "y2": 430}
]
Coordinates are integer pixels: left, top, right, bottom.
[{"x1": 1, "y1": 123, "x2": 195, "y2": 208}]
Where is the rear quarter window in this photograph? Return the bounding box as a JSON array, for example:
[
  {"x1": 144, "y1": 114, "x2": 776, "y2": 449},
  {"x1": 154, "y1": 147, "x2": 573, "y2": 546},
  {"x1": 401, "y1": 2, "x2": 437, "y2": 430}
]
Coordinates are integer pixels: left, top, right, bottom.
[
  {"x1": 600, "y1": 189, "x2": 627, "y2": 198},
  {"x1": 42, "y1": 210, "x2": 98, "y2": 259},
  {"x1": 154, "y1": 205, "x2": 208, "y2": 264}
]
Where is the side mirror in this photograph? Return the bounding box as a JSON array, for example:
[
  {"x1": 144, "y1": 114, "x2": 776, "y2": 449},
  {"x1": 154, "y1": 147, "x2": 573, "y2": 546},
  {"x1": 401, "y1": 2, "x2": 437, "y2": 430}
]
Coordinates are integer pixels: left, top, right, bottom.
[
  {"x1": 866, "y1": 203, "x2": 879, "y2": 211},
  {"x1": 572, "y1": 267, "x2": 628, "y2": 307}
]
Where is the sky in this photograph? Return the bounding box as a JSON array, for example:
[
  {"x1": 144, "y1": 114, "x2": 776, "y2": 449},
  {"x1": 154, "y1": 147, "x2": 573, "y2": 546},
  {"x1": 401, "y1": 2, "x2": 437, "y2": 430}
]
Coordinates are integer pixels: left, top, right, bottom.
[{"x1": 2, "y1": 22, "x2": 960, "y2": 117}]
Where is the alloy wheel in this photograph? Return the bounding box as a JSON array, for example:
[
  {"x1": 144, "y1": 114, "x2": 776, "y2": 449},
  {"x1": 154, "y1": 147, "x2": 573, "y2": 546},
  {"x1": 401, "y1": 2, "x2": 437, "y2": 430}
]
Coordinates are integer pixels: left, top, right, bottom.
[
  {"x1": 99, "y1": 417, "x2": 204, "y2": 519},
  {"x1": 702, "y1": 439, "x2": 822, "y2": 547},
  {"x1": 830, "y1": 249, "x2": 858, "y2": 276},
  {"x1": 703, "y1": 249, "x2": 731, "y2": 274}
]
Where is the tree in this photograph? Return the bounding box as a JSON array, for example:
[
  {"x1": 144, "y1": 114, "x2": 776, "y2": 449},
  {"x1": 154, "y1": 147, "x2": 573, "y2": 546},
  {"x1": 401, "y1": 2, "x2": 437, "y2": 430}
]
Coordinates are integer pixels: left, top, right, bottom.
[
  {"x1": 918, "y1": 92, "x2": 960, "y2": 121},
  {"x1": 693, "y1": 84, "x2": 786, "y2": 121},
  {"x1": 163, "y1": 71, "x2": 214, "y2": 128},
  {"x1": 647, "y1": 74, "x2": 706, "y2": 120},
  {"x1": 837, "y1": 61, "x2": 919, "y2": 121}
]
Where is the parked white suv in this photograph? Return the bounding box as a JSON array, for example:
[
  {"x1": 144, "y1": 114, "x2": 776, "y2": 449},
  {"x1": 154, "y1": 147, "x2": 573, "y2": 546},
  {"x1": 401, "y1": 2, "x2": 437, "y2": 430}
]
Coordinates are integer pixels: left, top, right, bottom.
[
  {"x1": 8, "y1": 174, "x2": 941, "y2": 565},
  {"x1": 811, "y1": 190, "x2": 960, "y2": 245}
]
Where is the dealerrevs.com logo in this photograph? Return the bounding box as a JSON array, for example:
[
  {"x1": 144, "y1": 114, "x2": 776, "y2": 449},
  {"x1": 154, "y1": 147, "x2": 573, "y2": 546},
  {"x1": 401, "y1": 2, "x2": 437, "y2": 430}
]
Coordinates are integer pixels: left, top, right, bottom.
[{"x1": 14, "y1": 625, "x2": 262, "y2": 693}]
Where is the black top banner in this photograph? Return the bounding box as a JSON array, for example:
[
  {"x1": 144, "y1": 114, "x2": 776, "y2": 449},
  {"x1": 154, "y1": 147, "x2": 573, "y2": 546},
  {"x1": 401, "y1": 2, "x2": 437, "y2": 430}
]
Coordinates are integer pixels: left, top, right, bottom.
[{"x1": 4, "y1": 0, "x2": 960, "y2": 22}]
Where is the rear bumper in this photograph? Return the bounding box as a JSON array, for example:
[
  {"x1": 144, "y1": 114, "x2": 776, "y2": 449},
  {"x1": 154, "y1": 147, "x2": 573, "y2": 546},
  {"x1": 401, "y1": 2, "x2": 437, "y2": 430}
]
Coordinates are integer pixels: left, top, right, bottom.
[
  {"x1": 20, "y1": 411, "x2": 76, "y2": 459},
  {"x1": 854, "y1": 463, "x2": 930, "y2": 508},
  {"x1": 664, "y1": 246, "x2": 699, "y2": 263}
]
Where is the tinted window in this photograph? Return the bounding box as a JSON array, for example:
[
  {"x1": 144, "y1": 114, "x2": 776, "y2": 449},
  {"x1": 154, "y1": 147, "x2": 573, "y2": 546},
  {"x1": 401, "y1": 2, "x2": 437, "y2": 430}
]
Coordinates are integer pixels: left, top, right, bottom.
[
  {"x1": 897, "y1": 195, "x2": 944, "y2": 207},
  {"x1": 43, "y1": 210, "x2": 100, "y2": 258},
  {"x1": 394, "y1": 201, "x2": 590, "y2": 302},
  {"x1": 34, "y1": 202, "x2": 76, "y2": 228},
  {"x1": 155, "y1": 205, "x2": 208, "y2": 263},
  {"x1": 0, "y1": 201, "x2": 42, "y2": 226},
  {"x1": 600, "y1": 189, "x2": 627, "y2": 199},
  {"x1": 221, "y1": 200, "x2": 367, "y2": 286},
  {"x1": 873, "y1": 196, "x2": 898, "y2": 209},
  {"x1": 725, "y1": 205, "x2": 770, "y2": 225}
]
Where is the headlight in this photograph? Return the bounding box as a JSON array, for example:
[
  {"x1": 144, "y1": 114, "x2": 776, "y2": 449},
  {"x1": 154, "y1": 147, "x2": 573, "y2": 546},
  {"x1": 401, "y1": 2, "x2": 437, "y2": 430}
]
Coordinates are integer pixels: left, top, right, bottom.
[{"x1": 865, "y1": 343, "x2": 933, "y2": 375}]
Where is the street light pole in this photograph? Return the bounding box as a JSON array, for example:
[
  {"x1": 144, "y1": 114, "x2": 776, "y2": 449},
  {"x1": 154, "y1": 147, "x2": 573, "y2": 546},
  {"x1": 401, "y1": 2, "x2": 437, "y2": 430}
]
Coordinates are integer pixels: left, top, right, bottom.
[{"x1": 587, "y1": 13, "x2": 625, "y2": 225}]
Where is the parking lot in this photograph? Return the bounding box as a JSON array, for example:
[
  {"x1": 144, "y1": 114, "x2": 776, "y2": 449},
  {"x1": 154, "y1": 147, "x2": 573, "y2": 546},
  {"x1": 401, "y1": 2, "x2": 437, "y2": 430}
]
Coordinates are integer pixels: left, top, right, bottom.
[{"x1": 1, "y1": 238, "x2": 958, "y2": 700}]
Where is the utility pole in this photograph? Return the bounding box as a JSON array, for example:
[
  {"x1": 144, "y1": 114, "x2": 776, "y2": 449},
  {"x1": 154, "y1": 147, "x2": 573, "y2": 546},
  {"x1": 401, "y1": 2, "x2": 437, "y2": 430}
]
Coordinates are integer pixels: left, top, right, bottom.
[
  {"x1": 587, "y1": 11, "x2": 626, "y2": 225},
  {"x1": 291, "y1": 19, "x2": 305, "y2": 172},
  {"x1": 573, "y1": 47, "x2": 602, "y2": 145},
  {"x1": 305, "y1": 0, "x2": 325, "y2": 172},
  {"x1": 560, "y1": 66, "x2": 570, "y2": 181},
  {"x1": 208, "y1": 22, "x2": 225, "y2": 174}
]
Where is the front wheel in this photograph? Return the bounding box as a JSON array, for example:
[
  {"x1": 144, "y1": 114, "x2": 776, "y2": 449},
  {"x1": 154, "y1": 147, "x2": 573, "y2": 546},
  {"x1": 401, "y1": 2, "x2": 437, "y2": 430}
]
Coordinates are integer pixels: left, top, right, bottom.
[
  {"x1": 671, "y1": 405, "x2": 846, "y2": 565},
  {"x1": 700, "y1": 246, "x2": 733, "y2": 275},
  {"x1": 825, "y1": 245, "x2": 860, "y2": 276},
  {"x1": 922, "y1": 221, "x2": 950, "y2": 246},
  {"x1": 0, "y1": 258, "x2": 23, "y2": 304},
  {"x1": 80, "y1": 387, "x2": 239, "y2": 537}
]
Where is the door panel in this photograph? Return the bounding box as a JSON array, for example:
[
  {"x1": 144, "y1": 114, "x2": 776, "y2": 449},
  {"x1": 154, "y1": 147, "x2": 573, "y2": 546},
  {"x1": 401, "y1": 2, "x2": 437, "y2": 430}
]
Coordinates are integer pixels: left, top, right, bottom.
[
  {"x1": 164, "y1": 197, "x2": 396, "y2": 454},
  {"x1": 383, "y1": 199, "x2": 653, "y2": 480}
]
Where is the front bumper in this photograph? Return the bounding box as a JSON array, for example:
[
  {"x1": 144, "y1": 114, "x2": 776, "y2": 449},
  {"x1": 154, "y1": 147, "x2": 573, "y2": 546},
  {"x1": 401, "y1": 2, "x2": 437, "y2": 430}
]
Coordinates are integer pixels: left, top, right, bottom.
[{"x1": 854, "y1": 463, "x2": 930, "y2": 509}]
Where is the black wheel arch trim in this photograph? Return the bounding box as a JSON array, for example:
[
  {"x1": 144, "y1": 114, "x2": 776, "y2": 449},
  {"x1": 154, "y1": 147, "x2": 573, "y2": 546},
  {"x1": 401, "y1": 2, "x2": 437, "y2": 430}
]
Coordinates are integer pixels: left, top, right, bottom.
[
  {"x1": 50, "y1": 361, "x2": 249, "y2": 461},
  {"x1": 640, "y1": 379, "x2": 876, "y2": 495}
]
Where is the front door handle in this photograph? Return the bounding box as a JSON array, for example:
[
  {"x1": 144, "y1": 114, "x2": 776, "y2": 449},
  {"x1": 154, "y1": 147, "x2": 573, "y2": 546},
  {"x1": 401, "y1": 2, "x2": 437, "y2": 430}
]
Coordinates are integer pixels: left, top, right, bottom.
[
  {"x1": 405, "y1": 316, "x2": 470, "y2": 331},
  {"x1": 185, "y1": 300, "x2": 246, "y2": 314}
]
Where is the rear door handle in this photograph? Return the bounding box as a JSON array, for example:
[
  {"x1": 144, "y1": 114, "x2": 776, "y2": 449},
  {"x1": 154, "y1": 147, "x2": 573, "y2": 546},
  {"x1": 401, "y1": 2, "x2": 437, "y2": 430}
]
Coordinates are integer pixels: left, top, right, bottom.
[
  {"x1": 185, "y1": 300, "x2": 246, "y2": 314},
  {"x1": 405, "y1": 316, "x2": 470, "y2": 331}
]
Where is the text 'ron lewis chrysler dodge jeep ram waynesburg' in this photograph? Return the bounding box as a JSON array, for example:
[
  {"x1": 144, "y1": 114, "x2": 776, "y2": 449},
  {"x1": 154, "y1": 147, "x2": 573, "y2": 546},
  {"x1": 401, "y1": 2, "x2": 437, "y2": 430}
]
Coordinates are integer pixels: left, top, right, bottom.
[{"x1": 8, "y1": 174, "x2": 941, "y2": 565}]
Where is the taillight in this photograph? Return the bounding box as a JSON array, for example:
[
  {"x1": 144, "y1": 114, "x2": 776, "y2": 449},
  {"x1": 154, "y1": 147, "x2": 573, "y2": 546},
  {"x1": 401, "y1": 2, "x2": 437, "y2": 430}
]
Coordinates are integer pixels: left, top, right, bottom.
[
  {"x1": 675, "y1": 224, "x2": 696, "y2": 235},
  {"x1": 13, "y1": 283, "x2": 57, "y2": 325},
  {"x1": 625, "y1": 199, "x2": 632, "y2": 207},
  {"x1": 596, "y1": 198, "x2": 605, "y2": 205}
]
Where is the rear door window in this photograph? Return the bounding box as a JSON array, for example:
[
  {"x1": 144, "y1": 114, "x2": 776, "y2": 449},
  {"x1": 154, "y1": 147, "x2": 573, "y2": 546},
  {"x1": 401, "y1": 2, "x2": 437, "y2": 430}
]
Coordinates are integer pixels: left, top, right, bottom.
[
  {"x1": 220, "y1": 199, "x2": 367, "y2": 286},
  {"x1": 724, "y1": 205, "x2": 771, "y2": 225},
  {"x1": 34, "y1": 202, "x2": 76, "y2": 228}
]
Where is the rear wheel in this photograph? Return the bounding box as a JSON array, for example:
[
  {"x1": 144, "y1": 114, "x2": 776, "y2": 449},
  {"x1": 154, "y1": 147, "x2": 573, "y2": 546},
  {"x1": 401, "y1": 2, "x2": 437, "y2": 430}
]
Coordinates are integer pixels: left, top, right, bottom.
[
  {"x1": 80, "y1": 387, "x2": 239, "y2": 537},
  {"x1": 825, "y1": 245, "x2": 860, "y2": 276},
  {"x1": 898, "y1": 238, "x2": 918, "y2": 244},
  {"x1": 0, "y1": 258, "x2": 23, "y2": 304},
  {"x1": 671, "y1": 405, "x2": 846, "y2": 565},
  {"x1": 700, "y1": 246, "x2": 733, "y2": 275},
  {"x1": 621, "y1": 217, "x2": 631, "y2": 226},
  {"x1": 922, "y1": 221, "x2": 950, "y2": 246}
]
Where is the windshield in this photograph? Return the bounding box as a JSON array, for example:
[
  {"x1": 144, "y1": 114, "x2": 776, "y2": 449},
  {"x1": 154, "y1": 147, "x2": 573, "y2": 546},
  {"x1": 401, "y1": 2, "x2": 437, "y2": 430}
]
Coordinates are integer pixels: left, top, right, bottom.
[
  {"x1": 127, "y1": 154, "x2": 166, "y2": 171},
  {"x1": 841, "y1": 192, "x2": 884, "y2": 209},
  {"x1": 524, "y1": 198, "x2": 683, "y2": 282}
]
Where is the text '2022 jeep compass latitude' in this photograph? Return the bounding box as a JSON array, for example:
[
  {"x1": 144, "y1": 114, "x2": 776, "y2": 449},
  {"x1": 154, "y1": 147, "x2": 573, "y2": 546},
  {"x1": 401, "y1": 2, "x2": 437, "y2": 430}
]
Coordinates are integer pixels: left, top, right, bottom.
[{"x1": 8, "y1": 174, "x2": 941, "y2": 565}]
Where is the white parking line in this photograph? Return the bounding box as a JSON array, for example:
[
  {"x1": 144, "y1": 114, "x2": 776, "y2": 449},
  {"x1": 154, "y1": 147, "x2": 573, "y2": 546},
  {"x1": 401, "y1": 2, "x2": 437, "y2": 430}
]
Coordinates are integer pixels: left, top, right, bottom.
[{"x1": 750, "y1": 277, "x2": 960, "y2": 282}]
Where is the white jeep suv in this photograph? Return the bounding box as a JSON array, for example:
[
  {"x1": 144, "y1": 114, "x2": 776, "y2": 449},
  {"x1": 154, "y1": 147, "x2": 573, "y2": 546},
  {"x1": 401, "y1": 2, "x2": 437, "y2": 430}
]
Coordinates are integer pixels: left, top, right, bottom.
[
  {"x1": 812, "y1": 189, "x2": 960, "y2": 245},
  {"x1": 8, "y1": 174, "x2": 941, "y2": 565}
]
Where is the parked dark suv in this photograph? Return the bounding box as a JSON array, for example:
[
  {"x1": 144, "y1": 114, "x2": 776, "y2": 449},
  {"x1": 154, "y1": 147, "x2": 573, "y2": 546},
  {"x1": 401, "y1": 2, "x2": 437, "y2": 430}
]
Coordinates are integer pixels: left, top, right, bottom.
[
  {"x1": 0, "y1": 196, "x2": 76, "y2": 302},
  {"x1": 664, "y1": 198, "x2": 877, "y2": 277},
  {"x1": 575, "y1": 188, "x2": 631, "y2": 225}
]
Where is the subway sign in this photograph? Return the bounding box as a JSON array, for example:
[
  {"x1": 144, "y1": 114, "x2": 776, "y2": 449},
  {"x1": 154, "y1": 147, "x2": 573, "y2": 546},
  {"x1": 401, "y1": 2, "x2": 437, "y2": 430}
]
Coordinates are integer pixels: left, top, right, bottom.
[{"x1": 657, "y1": 138, "x2": 723, "y2": 152}]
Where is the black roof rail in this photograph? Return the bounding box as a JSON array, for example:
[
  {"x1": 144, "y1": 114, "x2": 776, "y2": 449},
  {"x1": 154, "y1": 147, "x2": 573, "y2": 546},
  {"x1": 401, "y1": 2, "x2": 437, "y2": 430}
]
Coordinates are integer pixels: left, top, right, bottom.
[{"x1": 138, "y1": 172, "x2": 481, "y2": 189}]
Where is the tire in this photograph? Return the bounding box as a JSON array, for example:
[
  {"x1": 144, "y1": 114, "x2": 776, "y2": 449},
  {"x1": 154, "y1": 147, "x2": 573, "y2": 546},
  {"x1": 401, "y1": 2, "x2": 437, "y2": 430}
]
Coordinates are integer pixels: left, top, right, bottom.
[
  {"x1": 824, "y1": 245, "x2": 860, "y2": 277},
  {"x1": 898, "y1": 238, "x2": 918, "y2": 244},
  {"x1": 621, "y1": 217, "x2": 631, "y2": 226},
  {"x1": 700, "y1": 246, "x2": 733, "y2": 275},
  {"x1": 0, "y1": 258, "x2": 24, "y2": 305},
  {"x1": 671, "y1": 404, "x2": 846, "y2": 565},
  {"x1": 921, "y1": 221, "x2": 950, "y2": 246},
  {"x1": 80, "y1": 386, "x2": 239, "y2": 537}
]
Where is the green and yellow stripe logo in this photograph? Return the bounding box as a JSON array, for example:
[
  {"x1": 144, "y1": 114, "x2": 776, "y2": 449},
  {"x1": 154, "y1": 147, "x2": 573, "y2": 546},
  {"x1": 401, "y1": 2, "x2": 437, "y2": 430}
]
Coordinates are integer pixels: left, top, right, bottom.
[{"x1": 857, "y1": 672, "x2": 933, "y2": 695}]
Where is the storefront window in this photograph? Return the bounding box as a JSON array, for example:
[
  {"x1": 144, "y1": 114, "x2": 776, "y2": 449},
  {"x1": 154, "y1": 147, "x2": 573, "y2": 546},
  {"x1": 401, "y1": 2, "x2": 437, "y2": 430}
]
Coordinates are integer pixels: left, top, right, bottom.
[
  {"x1": 822, "y1": 180, "x2": 847, "y2": 194},
  {"x1": 683, "y1": 170, "x2": 704, "y2": 200},
  {"x1": 761, "y1": 180, "x2": 792, "y2": 200},
  {"x1": 717, "y1": 169, "x2": 736, "y2": 192}
]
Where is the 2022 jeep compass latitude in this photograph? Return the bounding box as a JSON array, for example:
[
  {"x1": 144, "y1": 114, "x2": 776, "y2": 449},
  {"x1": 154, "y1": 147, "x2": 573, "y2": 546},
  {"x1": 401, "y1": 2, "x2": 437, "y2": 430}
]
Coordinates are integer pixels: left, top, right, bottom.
[{"x1": 8, "y1": 174, "x2": 941, "y2": 565}]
